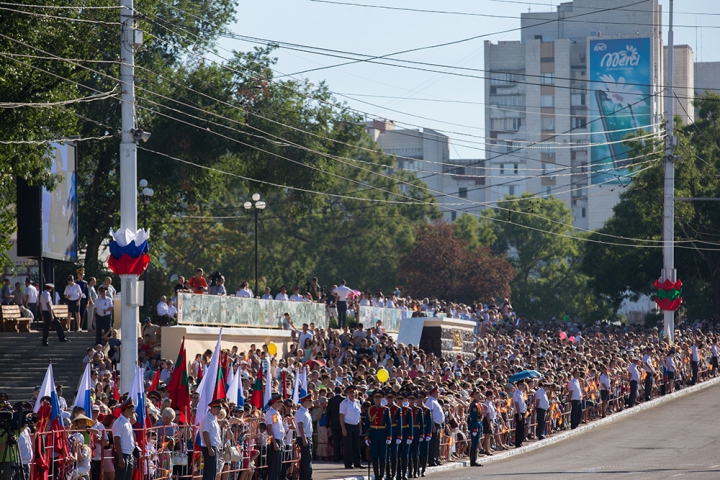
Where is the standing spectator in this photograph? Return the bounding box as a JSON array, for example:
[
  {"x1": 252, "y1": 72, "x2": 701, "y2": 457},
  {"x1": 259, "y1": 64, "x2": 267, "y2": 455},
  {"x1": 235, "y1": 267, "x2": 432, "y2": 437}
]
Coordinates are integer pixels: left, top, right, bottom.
[
  {"x1": 187, "y1": 268, "x2": 208, "y2": 294},
  {"x1": 209, "y1": 276, "x2": 227, "y2": 296},
  {"x1": 327, "y1": 386, "x2": 345, "y2": 463},
  {"x1": 628, "y1": 357, "x2": 640, "y2": 407},
  {"x1": 102, "y1": 277, "x2": 116, "y2": 299},
  {"x1": 236, "y1": 281, "x2": 254, "y2": 298},
  {"x1": 87, "y1": 277, "x2": 98, "y2": 330},
  {"x1": 308, "y1": 277, "x2": 323, "y2": 302},
  {"x1": 1, "y1": 278, "x2": 14, "y2": 305},
  {"x1": 325, "y1": 288, "x2": 339, "y2": 326},
  {"x1": 642, "y1": 347, "x2": 656, "y2": 401},
  {"x1": 156, "y1": 296, "x2": 171, "y2": 324},
  {"x1": 23, "y1": 278, "x2": 38, "y2": 318},
  {"x1": 275, "y1": 286, "x2": 289, "y2": 301},
  {"x1": 339, "y1": 386, "x2": 362, "y2": 469},
  {"x1": 11, "y1": 282, "x2": 24, "y2": 307},
  {"x1": 95, "y1": 286, "x2": 114, "y2": 345},
  {"x1": 569, "y1": 370, "x2": 583, "y2": 429},
  {"x1": 289, "y1": 287, "x2": 304, "y2": 302},
  {"x1": 200, "y1": 400, "x2": 224, "y2": 480},
  {"x1": 691, "y1": 340, "x2": 701, "y2": 385},
  {"x1": 64, "y1": 275, "x2": 83, "y2": 332},
  {"x1": 40, "y1": 283, "x2": 67, "y2": 346},
  {"x1": 174, "y1": 276, "x2": 187, "y2": 296},
  {"x1": 261, "y1": 287, "x2": 272, "y2": 299},
  {"x1": 333, "y1": 281, "x2": 353, "y2": 329},
  {"x1": 512, "y1": 381, "x2": 527, "y2": 448},
  {"x1": 534, "y1": 382, "x2": 549, "y2": 440},
  {"x1": 112, "y1": 397, "x2": 137, "y2": 480},
  {"x1": 425, "y1": 386, "x2": 444, "y2": 466},
  {"x1": 665, "y1": 348, "x2": 677, "y2": 394},
  {"x1": 76, "y1": 268, "x2": 89, "y2": 331}
]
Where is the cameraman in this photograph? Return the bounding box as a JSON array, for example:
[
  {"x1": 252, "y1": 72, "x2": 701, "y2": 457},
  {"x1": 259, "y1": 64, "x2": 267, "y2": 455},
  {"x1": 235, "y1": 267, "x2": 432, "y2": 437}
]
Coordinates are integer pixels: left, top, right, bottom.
[{"x1": 0, "y1": 404, "x2": 21, "y2": 480}]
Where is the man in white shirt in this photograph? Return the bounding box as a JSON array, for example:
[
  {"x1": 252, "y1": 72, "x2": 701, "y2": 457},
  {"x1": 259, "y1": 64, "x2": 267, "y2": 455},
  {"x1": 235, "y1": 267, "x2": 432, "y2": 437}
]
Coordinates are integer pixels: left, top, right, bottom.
[
  {"x1": 295, "y1": 394, "x2": 314, "y2": 480},
  {"x1": 599, "y1": 365, "x2": 611, "y2": 418},
  {"x1": 289, "y1": 287, "x2": 304, "y2": 302},
  {"x1": 275, "y1": 286, "x2": 289, "y2": 301},
  {"x1": 332, "y1": 280, "x2": 353, "y2": 328},
  {"x1": 39, "y1": 283, "x2": 67, "y2": 346},
  {"x1": 568, "y1": 370, "x2": 583, "y2": 429},
  {"x1": 534, "y1": 382, "x2": 550, "y2": 440},
  {"x1": 23, "y1": 278, "x2": 38, "y2": 318},
  {"x1": 691, "y1": 340, "x2": 701, "y2": 385},
  {"x1": 236, "y1": 281, "x2": 254, "y2": 298},
  {"x1": 90, "y1": 405, "x2": 106, "y2": 476},
  {"x1": 112, "y1": 398, "x2": 137, "y2": 480},
  {"x1": 199, "y1": 399, "x2": 224, "y2": 480},
  {"x1": 265, "y1": 394, "x2": 287, "y2": 480},
  {"x1": 512, "y1": 382, "x2": 527, "y2": 447},
  {"x1": 64, "y1": 275, "x2": 84, "y2": 332},
  {"x1": 156, "y1": 296, "x2": 169, "y2": 316},
  {"x1": 628, "y1": 357, "x2": 641, "y2": 407},
  {"x1": 261, "y1": 287, "x2": 273, "y2": 300},
  {"x1": 95, "y1": 286, "x2": 114, "y2": 345},
  {"x1": 339, "y1": 385, "x2": 363, "y2": 469},
  {"x1": 297, "y1": 324, "x2": 314, "y2": 352},
  {"x1": 642, "y1": 347, "x2": 656, "y2": 401},
  {"x1": 424, "y1": 386, "x2": 444, "y2": 466}
]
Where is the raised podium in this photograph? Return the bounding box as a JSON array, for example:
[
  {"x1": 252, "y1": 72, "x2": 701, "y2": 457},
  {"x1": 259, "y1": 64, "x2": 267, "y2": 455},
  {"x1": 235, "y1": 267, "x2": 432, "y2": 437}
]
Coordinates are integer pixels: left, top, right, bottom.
[{"x1": 396, "y1": 316, "x2": 476, "y2": 361}]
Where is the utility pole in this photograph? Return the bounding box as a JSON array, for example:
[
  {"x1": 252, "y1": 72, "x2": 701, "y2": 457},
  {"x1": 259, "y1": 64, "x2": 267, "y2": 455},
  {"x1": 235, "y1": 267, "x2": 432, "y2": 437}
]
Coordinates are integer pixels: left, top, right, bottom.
[
  {"x1": 119, "y1": 0, "x2": 140, "y2": 393},
  {"x1": 661, "y1": 0, "x2": 678, "y2": 342}
]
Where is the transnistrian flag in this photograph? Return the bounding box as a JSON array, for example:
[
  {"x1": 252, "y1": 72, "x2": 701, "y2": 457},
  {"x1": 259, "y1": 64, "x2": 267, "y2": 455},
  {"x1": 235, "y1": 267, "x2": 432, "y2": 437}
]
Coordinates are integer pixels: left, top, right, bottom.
[
  {"x1": 167, "y1": 336, "x2": 190, "y2": 422},
  {"x1": 250, "y1": 363, "x2": 263, "y2": 409}
]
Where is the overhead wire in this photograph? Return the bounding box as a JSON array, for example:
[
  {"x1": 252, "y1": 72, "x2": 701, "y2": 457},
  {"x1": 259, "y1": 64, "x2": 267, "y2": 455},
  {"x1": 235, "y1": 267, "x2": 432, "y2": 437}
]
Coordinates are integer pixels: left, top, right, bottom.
[{"x1": 0, "y1": 88, "x2": 118, "y2": 109}]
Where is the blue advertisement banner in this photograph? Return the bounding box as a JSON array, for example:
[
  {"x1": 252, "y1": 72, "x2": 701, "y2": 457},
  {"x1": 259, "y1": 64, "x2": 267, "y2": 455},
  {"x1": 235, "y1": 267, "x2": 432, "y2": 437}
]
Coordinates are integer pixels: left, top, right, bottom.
[{"x1": 588, "y1": 38, "x2": 652, "y2": 184}]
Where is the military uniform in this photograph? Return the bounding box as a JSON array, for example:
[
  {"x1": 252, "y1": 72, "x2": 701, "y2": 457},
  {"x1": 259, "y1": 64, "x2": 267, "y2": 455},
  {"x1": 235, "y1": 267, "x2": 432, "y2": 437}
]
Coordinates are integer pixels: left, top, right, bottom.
[
  {"x1": 365, "y1": 391, "x2": 392, "y2": 480},
  {"x1": 385, "y1": 391, "x2": 402, "y2": 480},
  {"x1": 418, "y1": 393, "x2": 432, "y2": 477},
  {"x1": 397, "y1": 392, "x2": 414, "y2": 480},
  {"x1": 467, "y1": 390, "x2": 483, "y2": 467},
  {"x1": 409, "y1": 393, "x2": 422, "y2": 478}
]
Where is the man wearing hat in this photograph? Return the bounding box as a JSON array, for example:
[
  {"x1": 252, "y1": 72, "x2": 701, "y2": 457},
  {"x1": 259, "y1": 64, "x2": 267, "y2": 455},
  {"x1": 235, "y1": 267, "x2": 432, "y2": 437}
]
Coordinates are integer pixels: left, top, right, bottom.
[
  {"x1": 408, "y1": 392, "x2": 423, "y2": 477},
  {"x1": 200, "y1": 399, "x2": 224, "y2": 480},
  {"x1": 76, "y1": 268, "x2": 89, "y2": 331},
  {"x1": 295, "y1": 394, "x2": 314, "y2": 480},
  {"x1": 467, "y1": 389, "x2": 483, "y2": 466},
  {"x1": 339, "y1": 385, "x2": 363, "y2": 469},
  {"x1": 112, "y1": 398, "x2": 137, "y2": 480},
  {"x1": 424, "y1": 386, "x2": 443, "y2": 467},
  {"x1": 265, "y1": 393, "x2": 286, "y2": 480},
  {"x1": 39, "y1": 283, "x2": 67, "y2": 346},
  {"x1": 397, "y1": 391, "x2": 413, "y2": 480},
  {"x1": 385, "y1": 389, "x2": 401, "y2": 480},
  {"x1": 365, "y1": 390, "x2": 391, "y2": 480}
]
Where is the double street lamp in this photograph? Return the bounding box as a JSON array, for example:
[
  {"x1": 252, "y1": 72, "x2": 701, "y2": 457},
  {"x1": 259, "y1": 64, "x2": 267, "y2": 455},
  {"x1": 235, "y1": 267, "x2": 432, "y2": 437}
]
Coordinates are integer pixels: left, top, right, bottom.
[
  {"x1": 244, "y1": 193, "x2": 266, "y2": 297},
  {"x1": 139, "y1": 179, "x2": 154, "y2": 307}
]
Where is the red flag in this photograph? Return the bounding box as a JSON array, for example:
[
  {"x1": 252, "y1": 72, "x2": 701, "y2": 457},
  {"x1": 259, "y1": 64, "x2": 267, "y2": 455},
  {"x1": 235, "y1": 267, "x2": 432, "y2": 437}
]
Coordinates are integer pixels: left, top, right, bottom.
[
  {"x1": 112, "y1": 371, "x2": 120, "y2": 401},
  {"x1": 250, "y1": 363, "x2": 263, "y2": 409},
  {"x1": 213, "y1": 359, "x2": 227, "y2": 401},
  {"x1": 149, "y1": 367, "x2": 161, "y2": 392},
  {"x1": 222, "y1": 351, "x2": 229, "y2": 383},
  {"x1": 168, "y1": 337, "x2": 190, "y2": 423}
]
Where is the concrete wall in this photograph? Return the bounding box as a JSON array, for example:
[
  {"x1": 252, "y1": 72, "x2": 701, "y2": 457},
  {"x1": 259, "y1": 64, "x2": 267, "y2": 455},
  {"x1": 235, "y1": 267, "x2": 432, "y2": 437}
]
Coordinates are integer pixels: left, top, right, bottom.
[
  {"x1": 664, "y1": 45, "x2": 695, "y2": 124},
  {"x1": 694, "y1": 62, "x2": 720, "y2": 97}
]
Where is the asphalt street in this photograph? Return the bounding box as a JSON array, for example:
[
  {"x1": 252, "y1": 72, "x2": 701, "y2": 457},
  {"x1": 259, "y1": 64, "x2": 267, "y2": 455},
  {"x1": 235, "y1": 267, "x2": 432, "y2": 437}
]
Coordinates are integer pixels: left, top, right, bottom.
[{"x1": 431, "y1": 381, "x2": 720, "y2": 479}]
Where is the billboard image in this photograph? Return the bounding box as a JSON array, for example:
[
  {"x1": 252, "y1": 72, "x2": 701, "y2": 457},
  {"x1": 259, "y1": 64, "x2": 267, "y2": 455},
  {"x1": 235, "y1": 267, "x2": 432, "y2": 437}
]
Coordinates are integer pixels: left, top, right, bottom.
[
  {"x1": 42, "y1": 142, "x2": 77, "y2": 261},
  {"x1": 589, "y1": 38, "x2": 652, "y2": 184}
]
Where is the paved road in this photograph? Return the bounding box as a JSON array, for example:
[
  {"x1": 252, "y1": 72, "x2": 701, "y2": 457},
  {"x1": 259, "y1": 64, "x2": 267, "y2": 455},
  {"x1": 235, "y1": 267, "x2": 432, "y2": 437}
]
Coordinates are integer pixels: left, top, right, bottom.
[{"x1": 432, "y1": 381, "x2": 720, "y2": 479}]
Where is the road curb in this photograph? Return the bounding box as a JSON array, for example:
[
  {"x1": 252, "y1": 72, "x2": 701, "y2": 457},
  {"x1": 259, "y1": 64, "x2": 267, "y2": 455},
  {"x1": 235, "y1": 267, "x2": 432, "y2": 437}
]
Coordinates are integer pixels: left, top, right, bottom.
[{"x1": 325, "y1": 375, "x2": 720, "y2": 479}]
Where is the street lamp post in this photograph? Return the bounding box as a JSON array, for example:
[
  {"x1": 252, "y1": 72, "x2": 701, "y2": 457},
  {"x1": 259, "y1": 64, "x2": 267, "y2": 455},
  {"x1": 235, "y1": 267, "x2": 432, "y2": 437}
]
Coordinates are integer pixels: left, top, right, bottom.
[
  {"x1": 244, "y1": 194, "x2": 266, "y2": 297},
  {"x1": 139, "y1": 179, "x2": 154, "y2": 309}
]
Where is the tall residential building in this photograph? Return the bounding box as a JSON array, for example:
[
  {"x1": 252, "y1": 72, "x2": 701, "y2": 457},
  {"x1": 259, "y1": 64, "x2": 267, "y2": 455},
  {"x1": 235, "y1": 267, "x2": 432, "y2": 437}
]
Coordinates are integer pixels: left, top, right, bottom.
[
  {"x1": 365, "y1": 120, "x2": 487, "y2": 221},
  {"x1": 484, "y1": 0, "x2": 690, "y2": 230}
]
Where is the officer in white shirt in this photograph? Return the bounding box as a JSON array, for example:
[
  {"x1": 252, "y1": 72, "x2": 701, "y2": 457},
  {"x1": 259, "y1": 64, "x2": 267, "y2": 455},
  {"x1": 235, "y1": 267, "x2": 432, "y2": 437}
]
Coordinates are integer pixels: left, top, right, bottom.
[
  {"x1": 339, "y1": 385, "x2": 363, "y2": 469},
  {"x1": 265, "y1": 393, "x2": 287, "y2": 480},
  {"x1": 23, "y1": 278, "x2": 38, "y2": 318},
  {"x1": 568, "y1": 370, "x2": 583, "y2": 429},
  {"x1": 200, "y1": 399, "x2": 224, "y2": 480},
  {"x1": 39, "y1": 283, "x2": 67, "y2": 346},
  {"x1": 642, "y1": 347, "x2": 656, "y2": 401},
  {"x1": 512, "y1": 382, "x2": 527, "y2": 447},
  {"x1": 424, "y1": 386, "x2": 444, "y2": 466},
  {"x1": 295, "y1": 394, "x2": 314, "y2": 480},
  {"x1": 332, "y1": 280, "x2": 353, "y2": 329},
  {"x1": 112, "y1": 398, "x2": 137, "y2": 480},
  {"x1": 534, "y1": 382, "x2": 550, "y2": 440},
  {"x1": 628, "y1": 357, "x2": 641, "y2": 407}
]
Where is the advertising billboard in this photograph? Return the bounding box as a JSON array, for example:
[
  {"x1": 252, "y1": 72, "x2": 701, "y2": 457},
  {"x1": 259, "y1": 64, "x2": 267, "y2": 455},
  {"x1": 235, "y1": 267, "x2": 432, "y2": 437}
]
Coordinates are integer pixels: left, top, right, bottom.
[
  {"x1": 42, "y1": 142, "x2": 78, "y2": 261},
  {"x1": 588, "y1": 38, "x2": 652, "y2": 184}
]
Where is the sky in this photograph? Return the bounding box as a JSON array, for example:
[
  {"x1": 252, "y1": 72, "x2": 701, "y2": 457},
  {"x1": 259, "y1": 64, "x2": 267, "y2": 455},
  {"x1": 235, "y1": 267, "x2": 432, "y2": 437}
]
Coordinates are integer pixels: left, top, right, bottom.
[{"x1": 216, "y1": 0, "x2": 720, "y2": 159}]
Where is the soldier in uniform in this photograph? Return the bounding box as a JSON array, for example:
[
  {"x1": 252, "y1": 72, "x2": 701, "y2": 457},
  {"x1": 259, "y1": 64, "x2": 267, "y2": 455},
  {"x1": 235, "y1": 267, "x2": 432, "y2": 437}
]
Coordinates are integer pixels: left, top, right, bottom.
[
  {"x1": 418, "y1": 390, "x2": 432, "y2": 477},
  {"x1": 385, "y1": 390, "x2": 401, "y2": 480},
  {"x1": 365, "y1": 390, "x2": 392, "y2": 480},
  {"x1": 408, "y1": 392, "x2": 422, "y2": 478},
  {"x1": 467, "y1": 389, "x2": 483, "y2": 467},
  {"x1": 397, "y1": 391, "x2": 414, "y2": 480}
]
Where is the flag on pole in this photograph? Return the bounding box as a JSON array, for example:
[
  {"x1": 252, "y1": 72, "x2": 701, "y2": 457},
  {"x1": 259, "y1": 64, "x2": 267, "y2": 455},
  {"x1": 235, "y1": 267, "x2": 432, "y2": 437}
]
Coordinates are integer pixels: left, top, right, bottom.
[
  {"x1": 237, "y1": 373, "x2": 245, "y2": 407},
  {"x1": 213, "y1": 353, "x2": 227, "y2": 401},
  {"x1": 167, "y1": 336, "x2": 190, "y2": 422},
  {"x1": 149, "y1": 367, "x2": 161, "y2": 392},
  {"x1": 263, "y1": 359, "x2": 272, "y2": 411},
  {"x1": 73, "y1": 363, "x2": 93, "y2": 416},
  {"x1": 226, "y1": 363, "x2": 235, "y2": 392},
  {"x1": 299, "y1": 366, "x2": 308, "y2": 399},
  {"x1": 195, "y1": 329, "x2": 222, "y2": 425},
  {"x1": 130, "y1": 366, "x2": 149, "y2": 480},
  {"x1": 282, "y1": 370, "x2": 287, "y2": 399},
  {"x1": 291, "y1": 367, "x2": 300, "y2": 404},
  {"x1": 250, "y1": 363, "x2": 263, "y2": 409},
  {"x1": 227, "y1": 365, "x2": 239, "y2": 404},
  {"x1": 34, "y1": 364, "x2": 68, "y2": 470}
]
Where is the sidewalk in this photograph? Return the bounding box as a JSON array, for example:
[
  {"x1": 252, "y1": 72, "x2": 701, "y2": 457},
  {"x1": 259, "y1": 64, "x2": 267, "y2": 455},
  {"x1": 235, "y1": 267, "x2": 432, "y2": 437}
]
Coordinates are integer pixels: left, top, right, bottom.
[{"x1": 313, "y1": 374, "x2": 720, "y2": 480}]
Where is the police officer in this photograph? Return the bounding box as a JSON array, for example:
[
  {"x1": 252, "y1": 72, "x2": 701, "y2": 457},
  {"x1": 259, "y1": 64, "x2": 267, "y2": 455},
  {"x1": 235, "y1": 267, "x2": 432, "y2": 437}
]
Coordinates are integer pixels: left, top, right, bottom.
[
  {"x1": 295, "y1": 394, "x2": 314, "y2": 480},
  {"x1": 396, "y1": 391, "x2": 413, "y2": 480},
  {"x1": 408, "y1": 392, "x2": 422, "y2": 478},
  {"x1": 467, "y1": 389, "x2": 483, "y2": 467},
  {"x1": 385, "y1": 389, "x2": 401, "y2": 480},
  {"x1": 199, "y1": 399, "x2": 224, "y2": 480},
  {"x1": 365, "y1": 390, "x2": 391, "y2": 480},
  {"x1": 265, "y1": 393, "x2": 286, "y2": 480},
  {"x1": 112, "y1": 397, "x2": 137, "y2": 480}
]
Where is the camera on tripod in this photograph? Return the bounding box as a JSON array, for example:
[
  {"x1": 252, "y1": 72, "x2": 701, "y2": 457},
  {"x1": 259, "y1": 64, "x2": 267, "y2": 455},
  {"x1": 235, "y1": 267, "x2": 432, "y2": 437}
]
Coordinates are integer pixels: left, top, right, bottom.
[
  {"x1": 208, "y1": 271, "x2": 222, "y2": 287},
  {"x1": 0, "y1": 406, "x2": 37, "y2": 431}
]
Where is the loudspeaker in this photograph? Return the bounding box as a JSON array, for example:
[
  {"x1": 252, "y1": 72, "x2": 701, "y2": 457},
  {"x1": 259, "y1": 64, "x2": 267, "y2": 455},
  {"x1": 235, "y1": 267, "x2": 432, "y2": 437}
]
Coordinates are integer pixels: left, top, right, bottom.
[{"x1": 16, "y1": 177, "x2": 42, "y2": 258}]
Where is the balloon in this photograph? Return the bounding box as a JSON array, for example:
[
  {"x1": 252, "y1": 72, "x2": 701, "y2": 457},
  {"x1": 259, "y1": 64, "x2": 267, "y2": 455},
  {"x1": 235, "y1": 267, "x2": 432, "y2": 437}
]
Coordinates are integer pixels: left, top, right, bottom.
[
  {"x1": 569, "y1": 336, "x2": 576, "y2": 343},
  {"x1": 267, "y1": 343, "x2": 278, "y2": 356},
  {"x1": 559, "y1": 331, "x2": 567, "y2": 340},
  {"x1": 377, "y1": 368, "x2": 389, "y2": 383}
]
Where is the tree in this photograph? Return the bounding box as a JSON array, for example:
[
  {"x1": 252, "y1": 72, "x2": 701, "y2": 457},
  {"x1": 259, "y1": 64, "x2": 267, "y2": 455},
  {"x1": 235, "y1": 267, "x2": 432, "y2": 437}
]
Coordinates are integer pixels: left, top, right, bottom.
[
  {"x1": 583, "y1": 93, "x2": 720, "y2": 319},
  {"x1": 399, "y1": 221, "x2": 514, "y2": 305},
  {"x1": 487, "y1": 194, "x2": 613, "y2": 322}
]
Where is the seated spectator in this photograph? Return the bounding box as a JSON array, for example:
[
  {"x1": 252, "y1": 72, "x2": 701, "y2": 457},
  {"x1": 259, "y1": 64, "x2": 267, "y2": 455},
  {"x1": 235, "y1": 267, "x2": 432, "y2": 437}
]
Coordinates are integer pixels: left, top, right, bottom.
[
  {"x1": 275, "y1": 285, "x2": 289, "y2": 301},
  {"x1": 236, "y1": 281, "x2": 254, "y2": 298},
  {"x1": 289, "y1": 287, "x2": 304, "y2": 302}
]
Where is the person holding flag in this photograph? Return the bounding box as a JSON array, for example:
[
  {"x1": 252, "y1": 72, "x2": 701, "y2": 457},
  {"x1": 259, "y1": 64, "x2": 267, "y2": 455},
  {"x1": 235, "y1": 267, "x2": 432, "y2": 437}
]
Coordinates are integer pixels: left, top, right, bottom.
[
  {"x1": 199, "y1": 399, "x2": 224, "y2": 480},
  {"x1": 112, "y1": 397, "x2": 137, "y2": 480}
]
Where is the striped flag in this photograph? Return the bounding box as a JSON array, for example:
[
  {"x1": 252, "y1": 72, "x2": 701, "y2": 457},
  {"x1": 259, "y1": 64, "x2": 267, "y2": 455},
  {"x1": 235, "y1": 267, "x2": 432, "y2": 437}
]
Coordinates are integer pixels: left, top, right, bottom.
[{"x1": 72, "y1": 363, "x2": 93, "y2": 415}]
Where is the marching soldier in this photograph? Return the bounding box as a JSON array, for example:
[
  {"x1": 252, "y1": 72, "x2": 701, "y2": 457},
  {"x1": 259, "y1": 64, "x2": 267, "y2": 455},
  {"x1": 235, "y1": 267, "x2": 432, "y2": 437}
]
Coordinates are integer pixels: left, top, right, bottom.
[
  {"x1": 408, "y1": 392, "x2": 422, "y2": 478},
  {"x1": 418, "y1": 390, "x2": 432, "y2": 477},
  {"x1": 467, "y1": 389, "x2": 483, "y2": 467},
  {"x1": 385, "y1": 389, "x2": 402, "y2": 480},
  {"x1": 397, "y1": 391, "x2": 414, "y2": 480},
  {"x1": 365, "y1": 390, "x2": 392, "y2": 480}
]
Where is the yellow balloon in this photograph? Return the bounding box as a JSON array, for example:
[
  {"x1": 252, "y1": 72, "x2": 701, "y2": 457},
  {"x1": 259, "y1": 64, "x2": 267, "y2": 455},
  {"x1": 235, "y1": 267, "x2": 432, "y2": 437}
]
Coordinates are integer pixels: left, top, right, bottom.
[
  {"x1": 377, "y1": 368, "x2": 389, "y2": 383},
  {"x1": 268, "y1": 342, "x2": 278, "y2": 356}
]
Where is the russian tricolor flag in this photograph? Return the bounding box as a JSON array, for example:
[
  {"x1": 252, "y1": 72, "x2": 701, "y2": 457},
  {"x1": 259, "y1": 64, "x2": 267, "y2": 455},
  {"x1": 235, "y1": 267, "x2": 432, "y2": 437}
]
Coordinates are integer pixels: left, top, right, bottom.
[
  {"x1": 73, "y1": 363, "x2": 93, "y2": 415},
  {"x1": 107, "y1": 228, "x2": 150, "y2": 276}
]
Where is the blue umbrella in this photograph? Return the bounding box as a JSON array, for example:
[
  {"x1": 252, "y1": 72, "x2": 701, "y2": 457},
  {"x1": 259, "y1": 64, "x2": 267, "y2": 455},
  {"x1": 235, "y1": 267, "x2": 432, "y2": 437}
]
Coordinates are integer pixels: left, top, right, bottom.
[{"x1": 508, "y1": 370, "x2": 543, "y2": 383}]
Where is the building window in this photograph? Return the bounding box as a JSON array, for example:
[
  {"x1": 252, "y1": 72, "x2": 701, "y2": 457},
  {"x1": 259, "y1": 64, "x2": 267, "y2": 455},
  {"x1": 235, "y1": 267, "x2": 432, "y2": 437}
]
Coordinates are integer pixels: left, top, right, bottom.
[
  {"x1": 540, "y1": 57, "x2": 554, "y2": 63},
  {"x1": 451, "y1": 211, "x2": 457, "y2": 221},
  {"x1": 542, "y1": 151, "x2": 555, "y2": 160},
  {"x1": 571, "y1": 94, "x2": 586, "y2": 106},
  {"x1": 490, "y1": 118, "x2": 522, "y2": 131},
  {"x1": 500, "y1": 164, "x2": 505, "y2": 174},
  {"x1": 541, "y1": 72, "x2": 555, "y2": 85},
  {"x1": 541, "y1": 117, "x2": 555, "y2": 131},
  {"x1": 542, "y1": 162, "x2": 556, "y2": 178},
  {"x1": 571, "y1": 117, "x2": 587, "y2": 129},
  {"x1": 509, "y1": 186, "x2": 516, "y2": 196},
  {"x1": 581, "y1": 207, "x2": 587, "y2": 218},
  {"x1": 571, "y1": 70, "x2": 586, "y2": 80},
  {"x1": 459, "y1": 187, "x2": 467, "y2": 198},
  {"x1": 490, "y1": 72, "x2": 514, "y2": 86},
  {"x1": 514, "y1": 164, "x2": 518, "y2": 174},
  {"x1": 490, "y1": 95, "x2": 525, "y2": 108},
  {"x1": 546, "y1": 186, "x2": 552, "y2": 196},
  {"x1": 541, "y1": 95, "x2": 554, "y2": 108}
]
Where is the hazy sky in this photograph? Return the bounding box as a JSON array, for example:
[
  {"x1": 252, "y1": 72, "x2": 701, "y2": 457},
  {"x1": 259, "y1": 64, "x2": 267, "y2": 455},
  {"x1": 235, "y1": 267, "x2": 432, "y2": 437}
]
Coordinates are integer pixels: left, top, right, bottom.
[{"x1": 217, "y1": 0, "x2": 720, "y2": 159}]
